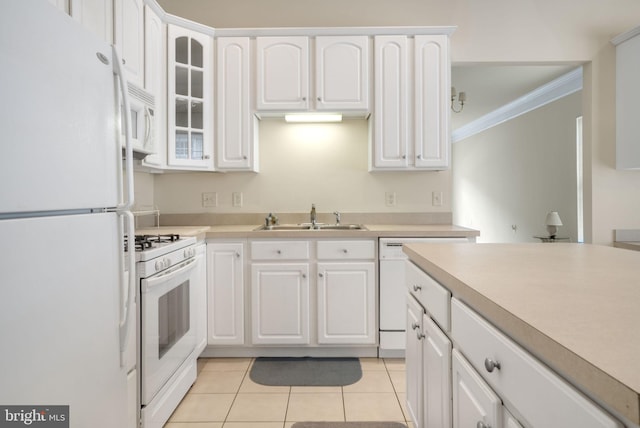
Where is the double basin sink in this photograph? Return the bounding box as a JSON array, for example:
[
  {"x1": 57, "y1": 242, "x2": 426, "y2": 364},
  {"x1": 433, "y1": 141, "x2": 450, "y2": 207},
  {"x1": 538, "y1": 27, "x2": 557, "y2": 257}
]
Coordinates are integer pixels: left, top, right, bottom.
[{"x1": 256, "y1": 223, "x2": 366, "y2": 231}]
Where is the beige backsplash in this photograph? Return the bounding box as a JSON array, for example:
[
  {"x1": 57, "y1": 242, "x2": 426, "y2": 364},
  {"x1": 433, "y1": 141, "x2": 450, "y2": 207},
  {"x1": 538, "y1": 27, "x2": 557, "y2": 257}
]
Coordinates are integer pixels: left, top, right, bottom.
[{"x1": 159, "y1": 212, "x2": 453, "y2": 227}]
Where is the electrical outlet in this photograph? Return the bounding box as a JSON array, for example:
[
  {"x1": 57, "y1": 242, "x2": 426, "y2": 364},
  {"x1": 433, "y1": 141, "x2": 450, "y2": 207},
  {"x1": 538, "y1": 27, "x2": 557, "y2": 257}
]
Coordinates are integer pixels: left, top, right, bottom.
[
  {"x1": 202, "y1": 192, "x2": 217, "y2": 207},
  {"x1": 432, "y1": 191, "x2": 443, "y2": 206},
  {"x1": 385, "y1": 191, "x2": 396, "y2": 207},
  {"x1": 232, "y1": 192, "x2": 243, "y2": 207}
]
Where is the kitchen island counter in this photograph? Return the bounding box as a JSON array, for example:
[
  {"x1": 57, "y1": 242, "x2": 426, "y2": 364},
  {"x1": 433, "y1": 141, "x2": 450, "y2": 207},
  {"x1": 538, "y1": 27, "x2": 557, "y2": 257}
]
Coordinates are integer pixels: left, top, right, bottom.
[{"x1": 403, "y1": 242, "x2": 640, "y2": 425}]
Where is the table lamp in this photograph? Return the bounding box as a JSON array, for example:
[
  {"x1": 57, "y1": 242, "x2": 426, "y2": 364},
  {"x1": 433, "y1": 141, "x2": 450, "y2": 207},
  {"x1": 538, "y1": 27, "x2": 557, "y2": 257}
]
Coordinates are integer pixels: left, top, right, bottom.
[{"x1": 545, "y1": 211, "x2": 563, "y2": 238}]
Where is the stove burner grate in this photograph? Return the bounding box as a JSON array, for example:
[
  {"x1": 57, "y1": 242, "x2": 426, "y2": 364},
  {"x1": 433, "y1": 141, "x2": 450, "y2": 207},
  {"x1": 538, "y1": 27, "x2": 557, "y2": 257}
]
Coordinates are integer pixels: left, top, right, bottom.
[{"x1": 125, "y1": 234, "x2": 181, "y2": 252}]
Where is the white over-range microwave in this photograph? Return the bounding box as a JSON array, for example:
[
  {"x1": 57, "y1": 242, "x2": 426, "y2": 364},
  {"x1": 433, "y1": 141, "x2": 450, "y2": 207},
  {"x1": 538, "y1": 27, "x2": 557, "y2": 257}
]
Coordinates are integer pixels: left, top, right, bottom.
[{"x1": 122, "y1": 82, "x2": 157, "y2": 159}]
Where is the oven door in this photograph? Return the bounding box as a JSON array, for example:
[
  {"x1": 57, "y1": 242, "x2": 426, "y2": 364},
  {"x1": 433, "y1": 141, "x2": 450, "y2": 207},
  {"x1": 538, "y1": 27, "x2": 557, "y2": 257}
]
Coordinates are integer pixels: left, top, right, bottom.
[{"x1": 141, "y1": 256, "x2": 197, "y2": 405}]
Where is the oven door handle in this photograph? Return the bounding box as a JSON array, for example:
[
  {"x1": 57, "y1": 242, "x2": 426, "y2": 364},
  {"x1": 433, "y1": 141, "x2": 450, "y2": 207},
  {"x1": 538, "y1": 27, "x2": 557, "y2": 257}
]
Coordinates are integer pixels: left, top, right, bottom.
[{"x1": 142, "y1": 257, "x2": 197, "y2": 292}]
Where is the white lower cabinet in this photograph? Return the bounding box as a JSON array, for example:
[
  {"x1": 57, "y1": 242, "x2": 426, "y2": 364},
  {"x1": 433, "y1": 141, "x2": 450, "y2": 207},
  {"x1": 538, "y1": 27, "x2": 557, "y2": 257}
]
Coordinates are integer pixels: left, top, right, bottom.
[
  {"x1": 406, "y1": 292, "x2": 452, "y2": 428},
  {"x1": 451, "y1": 298, "x2": 622, "y2": 428},
  {"x1": 406, "y1": 260, "x2": 623, "y2": 428},
  {"x1": 244, "y1": 238, "x2": 376, "y2": 348},
  {"x1": 452, "y1": 348, "x2": 500, "y2": 428},
  {"x1": 207, "y1": 241, "x2": 245, "y2": 345},
  {"x1": 251, "y1": 263, "x2": 310, "y2": 344},
  {"x1": 194, "y1": 243, "x2": 207, "y2": 354},
  {"x1": 317, "y1": 262, "x2": 375, "y2": 344}
]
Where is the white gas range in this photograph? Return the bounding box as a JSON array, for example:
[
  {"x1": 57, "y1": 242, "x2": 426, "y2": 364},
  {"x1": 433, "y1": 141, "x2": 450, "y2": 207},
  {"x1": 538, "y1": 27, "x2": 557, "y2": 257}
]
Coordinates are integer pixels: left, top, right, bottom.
[{"x1": 129, "y1": 233, "x2": 200, "y2": 428}]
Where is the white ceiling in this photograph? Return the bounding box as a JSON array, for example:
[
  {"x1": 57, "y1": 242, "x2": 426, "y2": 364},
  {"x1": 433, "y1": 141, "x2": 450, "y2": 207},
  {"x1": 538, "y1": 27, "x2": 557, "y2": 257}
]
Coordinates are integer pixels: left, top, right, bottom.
[{"x1": 450, "y1": 64, "x2": 580, "y2": 130}]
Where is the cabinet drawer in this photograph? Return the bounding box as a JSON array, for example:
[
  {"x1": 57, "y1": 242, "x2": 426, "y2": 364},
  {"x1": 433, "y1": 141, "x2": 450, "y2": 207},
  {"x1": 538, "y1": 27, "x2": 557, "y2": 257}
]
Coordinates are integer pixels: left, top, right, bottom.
[
  {"x1": 251, "y1": 240, "x2": 310, "y2": 260},
  {"x1": 451, "y1": 298, "x2": 622, "y2": 428},
  {"x1": 317, "y1": 240, "x2": 375, "y2": 260},
  {"x1": 405, "y1": 261, "x2": 450, "y2": 331}
]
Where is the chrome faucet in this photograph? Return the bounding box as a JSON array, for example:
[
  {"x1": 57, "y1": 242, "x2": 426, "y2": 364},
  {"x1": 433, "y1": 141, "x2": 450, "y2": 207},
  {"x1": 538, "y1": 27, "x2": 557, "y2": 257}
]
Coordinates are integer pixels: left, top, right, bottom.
[
  {"x1": 333, "y1": 211, "x2": 341, "y2": 225},
  {"x1": 310, "y1": 204, "x2": 317, "y2": 228}
]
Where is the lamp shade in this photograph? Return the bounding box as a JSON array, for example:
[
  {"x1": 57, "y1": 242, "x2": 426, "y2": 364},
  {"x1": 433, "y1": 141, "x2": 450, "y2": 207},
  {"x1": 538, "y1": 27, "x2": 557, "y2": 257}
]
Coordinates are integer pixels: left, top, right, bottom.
[{"x1": 545, "y1": 211, "x2": 563, "y2": 226}]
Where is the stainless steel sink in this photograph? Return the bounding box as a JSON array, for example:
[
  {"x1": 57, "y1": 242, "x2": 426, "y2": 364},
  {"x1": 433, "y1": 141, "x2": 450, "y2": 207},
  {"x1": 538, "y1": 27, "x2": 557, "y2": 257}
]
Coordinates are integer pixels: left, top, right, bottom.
[
  {"x1": 257, "y1": 224, "x2": 312, "y2": 231},
  {"x1": 256, "y1": 224, "x2": 366, "y2": 231},
  {"x1": 315, "y1": 224, "x2": 366, "y2": 230}
]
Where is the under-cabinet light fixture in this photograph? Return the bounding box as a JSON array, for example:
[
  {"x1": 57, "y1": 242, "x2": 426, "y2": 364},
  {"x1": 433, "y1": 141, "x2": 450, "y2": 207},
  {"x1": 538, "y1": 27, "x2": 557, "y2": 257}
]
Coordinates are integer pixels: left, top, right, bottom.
[{"x1": 284, "y1": 113, "x2": 343, "y2": 123}]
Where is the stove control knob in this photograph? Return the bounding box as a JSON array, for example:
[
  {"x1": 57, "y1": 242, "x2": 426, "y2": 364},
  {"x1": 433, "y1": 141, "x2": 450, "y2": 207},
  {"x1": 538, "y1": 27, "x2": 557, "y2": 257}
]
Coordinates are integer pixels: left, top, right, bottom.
[
  {"x1": 155, "y1": 260, "x2": 163, "y2": 272},
  {"x1": 184, "y1": 249, "x2": 189, "y2": 258},
  {"x1": 164, "y1": 258, "x2": 170, "y2": 268}
]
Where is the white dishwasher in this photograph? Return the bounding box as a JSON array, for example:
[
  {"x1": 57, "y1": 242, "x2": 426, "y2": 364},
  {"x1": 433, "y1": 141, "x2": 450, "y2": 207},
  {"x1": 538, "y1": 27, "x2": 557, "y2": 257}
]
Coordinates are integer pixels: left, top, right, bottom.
[{"x1": 378, "y1": 237, "x2": 470, "y2": 358}]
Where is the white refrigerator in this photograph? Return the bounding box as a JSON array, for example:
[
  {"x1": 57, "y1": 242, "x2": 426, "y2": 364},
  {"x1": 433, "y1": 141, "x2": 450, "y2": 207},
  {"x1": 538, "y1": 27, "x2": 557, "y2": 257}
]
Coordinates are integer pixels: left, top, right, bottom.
[{"x1": 0, "y1": 1, "x2": 137, "y2": 427}]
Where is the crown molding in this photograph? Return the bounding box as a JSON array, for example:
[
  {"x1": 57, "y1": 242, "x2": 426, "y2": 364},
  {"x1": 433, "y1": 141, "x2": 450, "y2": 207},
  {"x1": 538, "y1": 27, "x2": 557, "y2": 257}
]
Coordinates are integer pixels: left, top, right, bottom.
[
  {"x1": 611, "y1": 25, "x2": 640, "y2": 46},
  {"x1": 452, "y1": 67, "x2": 583, "y2": 143}
]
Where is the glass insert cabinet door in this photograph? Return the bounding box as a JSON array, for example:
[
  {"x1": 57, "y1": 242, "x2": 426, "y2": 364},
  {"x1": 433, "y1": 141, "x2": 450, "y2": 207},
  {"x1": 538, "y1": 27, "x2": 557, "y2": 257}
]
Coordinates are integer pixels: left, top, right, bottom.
[{"x1": 168, "y1": 25, "x2": 213, "y2": 169}]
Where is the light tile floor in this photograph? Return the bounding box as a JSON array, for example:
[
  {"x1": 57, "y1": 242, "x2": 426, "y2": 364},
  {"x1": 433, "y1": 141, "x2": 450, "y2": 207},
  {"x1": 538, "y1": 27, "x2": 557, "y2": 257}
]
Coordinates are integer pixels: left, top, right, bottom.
[{"x1": 164, "y1": 357, "x2": 410, "y2": 428}]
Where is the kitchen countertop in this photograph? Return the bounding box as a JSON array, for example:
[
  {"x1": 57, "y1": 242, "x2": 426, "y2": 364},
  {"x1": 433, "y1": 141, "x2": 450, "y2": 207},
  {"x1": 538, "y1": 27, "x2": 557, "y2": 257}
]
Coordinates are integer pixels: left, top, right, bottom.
[
  {"x1": 614, "y1": 241, "x2": 640, "y2": 251},
  {"x1": 205, "y1": 223, "x2": 479, "y2": 239},
  {"x1": 403, "y1": 242, "x2": 640, "y2": 425},
  {"x1": 136, "y1": 223, "x2": 479, "y2": 242}
]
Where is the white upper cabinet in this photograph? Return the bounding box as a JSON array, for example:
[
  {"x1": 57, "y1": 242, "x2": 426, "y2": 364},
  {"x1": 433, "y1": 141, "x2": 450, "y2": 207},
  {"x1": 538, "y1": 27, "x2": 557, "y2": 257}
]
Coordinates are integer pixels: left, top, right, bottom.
[
  {"x1": 373, "y1": 35, "x2": 409, "y2": 169},
  {"x1": 68, "y1": 0, "x2": 113, "y2": 44},
  {"x1": 315, "y1": 36, "x2": 370, "y2": 111},
  {"x1": 414, "y1": 35, "x2": 450, "y2": 169},
  {"x1": 372, "y1": 34, "x2": 451, "y2": 171},
  {"x1": 141, "y1": 5, "x2": 165, "y2": 169},
  {"x1": 167, "y1": 24, "x2": 214, "y2": 170},
  {"x1": 216, "y1": 37, "x2": 257, "y2": 171},
  {"x1": 114, "y1": 0, "x2": 144, "y2": 87},
  {"x1": 256, "y1": 36, "x2": 310, "y2": 110},
  {"x1": 614, "y1": 27, "x2": 640, "y2": 170},
  {"x1": 256, "y1": 35, "x2": 370, "y2": 112}
]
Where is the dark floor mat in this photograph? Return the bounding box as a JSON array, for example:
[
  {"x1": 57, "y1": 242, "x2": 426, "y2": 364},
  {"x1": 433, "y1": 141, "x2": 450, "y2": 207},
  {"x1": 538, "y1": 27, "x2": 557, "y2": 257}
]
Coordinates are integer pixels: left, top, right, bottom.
[{"x1": 249, "y1": 357, "x2": 362, "y2": 386}]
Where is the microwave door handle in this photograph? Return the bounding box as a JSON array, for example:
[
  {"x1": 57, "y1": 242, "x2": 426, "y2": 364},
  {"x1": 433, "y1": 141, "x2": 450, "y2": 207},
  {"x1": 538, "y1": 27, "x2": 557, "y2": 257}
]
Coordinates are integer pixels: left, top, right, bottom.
[
  {"x1": 112, "y1": 45, "x2": 134, "y2": 211},
  {"x1": 144, "y1": 106, "x2": 151, "y2": 145},
  {"x1": 118, "y1": 211, "x2": 136, "y2": 367}
]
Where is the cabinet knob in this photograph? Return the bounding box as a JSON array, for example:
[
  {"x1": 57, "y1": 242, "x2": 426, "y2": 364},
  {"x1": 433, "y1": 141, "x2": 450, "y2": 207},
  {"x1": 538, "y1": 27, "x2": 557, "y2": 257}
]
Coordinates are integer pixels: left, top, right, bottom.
[
  {"x1": 342, "y1": 249, "x2": 348, "y2": 254},
  {"x1": 319, "y1": 273, "x2": 324, "y2": 278},
  {"x1": 317, "y1": 97, "x2": 322, "y2": 101},
  {"x1": 122, "y1": 58, "x2": 126, "y2": 65},
  {"x1": 416, "y1": 331, "x2": 425, "y2": 340},
  {"x1": 402, "y1": 155, "x2": 407, "y2": 159},
  {"x1": 413, "y1": 284, "x2": 422, "y2": 292},
  {"x1": 411, "y1": 322, "x2": 420, "y2": 330},
  {"x1": 243, "y1": 156, "x2": 247, "y2": 160},
  {"x1": 484, "y1": 358, "x2": 501, "y2": 373},
  {"x1": 235, "y1": 252, "x2": 240, "y2": 258},
  {"x1": 302, "y1": 97, "x2": 307, "y2": 101},
  {"x1": 204, "y1": 155, "x2": 211, "y2": 160},
  {"x1": 417, "y1": 154, "x2": 422, "y2": 160},
  {"x1": 276, "y1": 250, "x2": 282, "y2": 254},
  {"x1": 477, "y1": 422, "x2": 490, "y2": 428},
  {"x1": 302, "y1": 273, "x2": 307, "y2": 279}
]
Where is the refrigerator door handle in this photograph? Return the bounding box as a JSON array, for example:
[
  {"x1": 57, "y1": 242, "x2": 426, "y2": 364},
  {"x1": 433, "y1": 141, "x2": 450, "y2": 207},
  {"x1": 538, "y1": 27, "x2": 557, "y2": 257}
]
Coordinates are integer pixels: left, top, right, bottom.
[
  {"x1": 112, "y1": 45, "x2": 135, "y2": 211},
  {"x1": 118, "y1": 210, "x2": 136, "y2": 367}
]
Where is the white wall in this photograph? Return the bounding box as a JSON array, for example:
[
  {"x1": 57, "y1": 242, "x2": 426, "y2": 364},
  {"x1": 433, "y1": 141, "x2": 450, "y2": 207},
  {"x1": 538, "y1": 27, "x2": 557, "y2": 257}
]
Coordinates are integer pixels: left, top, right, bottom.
[
  {"x1": 154, "y1": 0, "x2": 640, "y2": 244},
  {"x1": 154, "y1": 119, "x2": 451, "y2": 214},
  {"x1": 452, "y1": 92, "x2": 581, "y2": 243}
]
